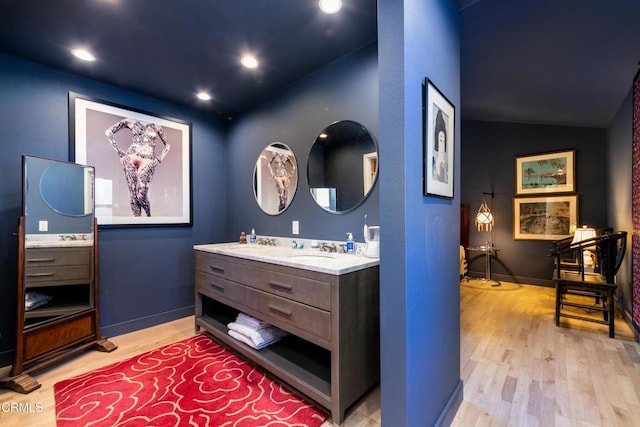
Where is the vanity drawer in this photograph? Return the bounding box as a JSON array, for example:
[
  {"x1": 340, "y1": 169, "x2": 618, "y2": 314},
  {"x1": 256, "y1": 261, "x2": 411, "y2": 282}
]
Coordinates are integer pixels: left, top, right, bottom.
[
  {"x1": 195, "y1": 252, "x2": 245, "y2": 282},
  {"x1": 25, "y1": 265, "x2": 91, "y2": 285},
  {"x1": 245, "y1": 288, "x2": 331, "y2": 342},
  {"x1": 25, "y1": 247, "x2": 92, "y2": 267},
  {"x1": 195, "y1": 271, "x2": 245, "y2": 305},
  {"x1": 244, "y1": 267, "x2": 331, "y2": 311}
]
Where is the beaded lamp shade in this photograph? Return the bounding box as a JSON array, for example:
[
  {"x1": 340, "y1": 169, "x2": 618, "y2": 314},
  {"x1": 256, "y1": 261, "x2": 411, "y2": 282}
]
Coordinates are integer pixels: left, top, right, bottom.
[{"x1": 475, "y1": 195, "x2": 494, "y2": 232}]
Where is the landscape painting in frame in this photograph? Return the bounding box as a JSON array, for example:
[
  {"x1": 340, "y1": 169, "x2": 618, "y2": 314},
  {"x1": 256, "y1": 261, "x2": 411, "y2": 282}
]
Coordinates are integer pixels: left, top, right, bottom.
[
  {"x1": 513, "y1": 195, "x2": 577, "y2": 241},
  {"x1": 515, "y1": 149, "x2": 575, "y2": 195},
  {"x1": 69, "y1": 92, "x2": 192, "y2": 227},
  {"x1": 423, "y1": 78, "x2": 455, "y2": 199}
]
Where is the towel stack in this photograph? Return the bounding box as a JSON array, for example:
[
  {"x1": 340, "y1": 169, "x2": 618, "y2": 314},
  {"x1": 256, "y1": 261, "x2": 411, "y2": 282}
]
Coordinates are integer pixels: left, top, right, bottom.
[
  {"x1": 25, "y1": 291, "x2": 52, "y2": 311},
  {"x1": 227, "y1": 312, "x2": 288, "y2": 350}
]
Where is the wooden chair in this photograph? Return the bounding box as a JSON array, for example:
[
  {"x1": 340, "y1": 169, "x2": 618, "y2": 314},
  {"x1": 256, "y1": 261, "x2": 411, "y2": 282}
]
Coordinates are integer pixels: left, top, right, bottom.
[{"x1": 549, "y1": 230, "x2": 627, "y2": 338}]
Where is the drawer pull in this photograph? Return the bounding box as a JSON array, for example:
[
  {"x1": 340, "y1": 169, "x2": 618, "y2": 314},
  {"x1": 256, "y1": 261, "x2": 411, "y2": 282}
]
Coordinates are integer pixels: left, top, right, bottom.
[
  {"x1": 27, "y1": 258, "x2": 55, "y2": 263},
  {"x1": 209, "y1": 282, "x2": 225, "y2": 292},
  {"x1": 209, "y1": 265, "x2": 225, "y2": 273},
  {"x1": 26, "y1": 272, "x2": 55, "y2": 277},
  {"x1": 269, "y1": 281, "x2": 293, "y2": 292},
  {"x1": 268, "y1": 304, "x2": 292, "y2": 318}
]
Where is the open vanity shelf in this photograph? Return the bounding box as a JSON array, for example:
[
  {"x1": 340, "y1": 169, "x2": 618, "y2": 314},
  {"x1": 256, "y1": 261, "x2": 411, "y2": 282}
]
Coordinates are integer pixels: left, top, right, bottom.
[
  {"x1": 198, "y1": 298, "x2": 333, "y2": 403},
  {"x1": 194, "y1": 244, "x2": 380, "y2": 424}
]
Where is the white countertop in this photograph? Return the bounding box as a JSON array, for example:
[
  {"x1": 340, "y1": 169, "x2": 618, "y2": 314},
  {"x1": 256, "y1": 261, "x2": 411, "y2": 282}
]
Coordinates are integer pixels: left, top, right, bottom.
[
  {"x1": 26, "y1": 240, "x2": 94, "y2": 248},
  {"x1": 194, "y1": 242, "x2": 379, "y2": 275},
  {"x1": 25, "y1": 233, "x2": 94, "y2": 248}
]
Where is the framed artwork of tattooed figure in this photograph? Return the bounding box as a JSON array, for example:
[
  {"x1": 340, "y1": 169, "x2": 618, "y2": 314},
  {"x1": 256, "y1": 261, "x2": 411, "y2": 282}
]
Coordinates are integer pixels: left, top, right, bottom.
[{"x1": 69, "y1": 92, "x2": 192, "y2": 227}]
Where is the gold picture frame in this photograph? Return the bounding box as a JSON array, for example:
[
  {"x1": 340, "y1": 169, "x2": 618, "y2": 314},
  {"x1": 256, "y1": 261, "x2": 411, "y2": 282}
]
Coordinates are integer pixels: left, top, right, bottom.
[
  {"x1": 514, "y1": 149, "x2": 575, "y2": 195},
  {"x1": 513, "y1": 195, "x2": 578, "y2": 241}
]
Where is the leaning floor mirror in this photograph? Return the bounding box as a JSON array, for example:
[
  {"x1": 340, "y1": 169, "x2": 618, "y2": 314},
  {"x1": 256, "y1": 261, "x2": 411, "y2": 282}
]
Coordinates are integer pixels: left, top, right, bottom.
[{"x1": 0, "y1": 155, "x2": 116, "y2": 394}]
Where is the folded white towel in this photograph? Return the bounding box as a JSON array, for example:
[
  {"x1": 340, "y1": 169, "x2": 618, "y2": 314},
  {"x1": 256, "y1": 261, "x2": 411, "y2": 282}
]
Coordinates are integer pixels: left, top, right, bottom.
[
  {"x1": 227, "y1": 322, "x2": 288, "y2": 348},
  {"x1": 228, "y1": 330, "x2": 258, "y2": 348},
  {"x1": 227, "y1": 329, "x2": 285, "y2": 350},
  {"x1": 236, "y1": 312, "x2": 270, "y2": 330}
]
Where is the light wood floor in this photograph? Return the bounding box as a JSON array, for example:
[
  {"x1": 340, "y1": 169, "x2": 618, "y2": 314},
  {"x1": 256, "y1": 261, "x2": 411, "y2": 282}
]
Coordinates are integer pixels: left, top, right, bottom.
[
  {"x1": 1, "y1": 282, "x2": 638, "y2": 426},
  {"x1": 453, "y1": 280, "x2": 640, "y2": 427}
]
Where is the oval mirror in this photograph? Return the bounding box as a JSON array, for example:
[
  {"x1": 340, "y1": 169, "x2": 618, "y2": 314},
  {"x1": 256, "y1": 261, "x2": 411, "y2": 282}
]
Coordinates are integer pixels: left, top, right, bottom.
[
  {"x1": 307, "y1": 120, "x2": 378, "y2": 213},
  {"x1": 253, "y1": 142, "x2": 298, "y2": 215},
  {"x1": 40, "y1": 162, "x2": 95, "y2": 217}
]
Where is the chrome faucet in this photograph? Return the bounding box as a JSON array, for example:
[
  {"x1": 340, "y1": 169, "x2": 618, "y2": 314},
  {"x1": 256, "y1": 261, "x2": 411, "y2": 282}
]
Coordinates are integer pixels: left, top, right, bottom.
[
  {"x1": 256, "y1": 237, "x2": 277, "y2": 246},
  {"x1": 320, "y1": 242, "x2": 337, "y2": 253}
]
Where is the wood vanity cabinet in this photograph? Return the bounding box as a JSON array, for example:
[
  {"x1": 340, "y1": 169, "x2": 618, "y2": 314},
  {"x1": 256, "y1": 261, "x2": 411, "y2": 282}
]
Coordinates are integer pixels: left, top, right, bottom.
[{"x1": 194, "y1": 249, "x2": 380, "y2": 424}]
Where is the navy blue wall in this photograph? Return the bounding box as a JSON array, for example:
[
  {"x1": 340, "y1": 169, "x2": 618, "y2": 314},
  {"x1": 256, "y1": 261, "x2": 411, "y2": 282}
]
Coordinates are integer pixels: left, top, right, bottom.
[
  {"x1": 226, "y1": 43, "x2": 379, "y2": 243},
  {"x1": 379, "y1": 0, "x2": 462, "y2": 425},
  {"x1": 461, "y1": 120, "x2": 607, "y2": 285},
  {"x1": 0, "y1": 53, "x2": 227, "y2": 365}
]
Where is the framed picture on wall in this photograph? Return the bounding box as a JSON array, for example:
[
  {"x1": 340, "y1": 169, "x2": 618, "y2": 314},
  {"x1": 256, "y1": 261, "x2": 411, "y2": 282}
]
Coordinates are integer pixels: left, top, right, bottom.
[
  {"x1": 514, "y1": 149, "x2": 575, "y2": 195},
  {"x1": 513, "y1": 195, "x2": 578, "y2": 241},
  {"x1": 423, "y1": 78, "x2": 455, "y2": 199},
  {"x1": 69, "y1": 92, "x2": 192, "y2": 227}
]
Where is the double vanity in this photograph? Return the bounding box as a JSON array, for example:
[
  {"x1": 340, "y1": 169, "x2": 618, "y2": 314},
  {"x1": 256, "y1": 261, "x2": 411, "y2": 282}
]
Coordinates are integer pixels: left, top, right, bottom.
[
  {"x1": 194, "y1": 242, "x2": 380, "y2": 424},
  {"x1": 197, "y1": 118, "x2": 381, "y2": 423}
]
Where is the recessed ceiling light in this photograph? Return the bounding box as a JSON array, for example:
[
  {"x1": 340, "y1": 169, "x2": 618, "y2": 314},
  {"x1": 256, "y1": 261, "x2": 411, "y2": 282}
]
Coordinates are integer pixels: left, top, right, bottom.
[
  {"x1": 196, "y1": 91, "x2": 212, "y2": 101},
  {"x1": 319, "y1": 0, "x2": 342, "y2": 14},
  {"x1": 71, "y1": 48, "x2": 96, "y2": 62},
  {"x1": 241, "y1": 54, "x2": 259, "y2": 69}
]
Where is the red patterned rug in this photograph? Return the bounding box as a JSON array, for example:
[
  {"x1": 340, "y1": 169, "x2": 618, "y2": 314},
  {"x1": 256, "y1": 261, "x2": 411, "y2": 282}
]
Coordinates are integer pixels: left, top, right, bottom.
[{"x1": 54, "y1": 334, "x2": 327, "y2": 426}]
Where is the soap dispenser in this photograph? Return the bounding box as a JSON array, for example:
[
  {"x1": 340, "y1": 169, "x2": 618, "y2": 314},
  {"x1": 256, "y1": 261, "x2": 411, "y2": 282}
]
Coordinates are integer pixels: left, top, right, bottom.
[
  {"x1": 346, "y1": 233, "x2": 354, "y2": 254},
  {"x1": 250, "y1": 228, "x2": 257, "y2": 244}
]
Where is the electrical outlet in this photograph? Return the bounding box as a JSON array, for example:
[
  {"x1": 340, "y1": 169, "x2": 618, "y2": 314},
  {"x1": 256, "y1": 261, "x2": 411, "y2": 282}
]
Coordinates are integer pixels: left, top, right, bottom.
[
  {"x1": 39, "y1": 220, "x2": 48, "y2": 232},
  {"x1": 292, "y1": 220, "x2": 299, "y2": 235}
]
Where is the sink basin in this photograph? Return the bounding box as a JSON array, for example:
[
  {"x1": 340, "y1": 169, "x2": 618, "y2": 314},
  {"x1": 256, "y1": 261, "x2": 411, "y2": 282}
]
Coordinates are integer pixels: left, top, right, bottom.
[
  {"x1": 227, "y1": 244, "x2": 268, "y2": 250},
  {"x1": 286, "y1": 252, "x2": 337, "y2": 261}
]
